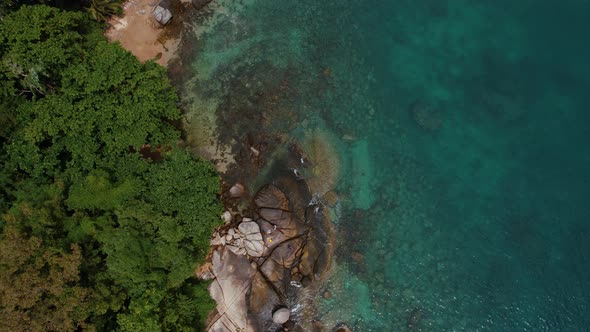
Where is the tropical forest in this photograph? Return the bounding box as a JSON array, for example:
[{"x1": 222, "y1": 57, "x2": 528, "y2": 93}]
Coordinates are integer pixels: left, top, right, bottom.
[{"x1": 0, "y1": 2, "x2": 221, "y2": 331}]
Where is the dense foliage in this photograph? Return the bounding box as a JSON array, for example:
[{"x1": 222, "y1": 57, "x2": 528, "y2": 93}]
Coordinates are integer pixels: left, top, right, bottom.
[{"x1": 0, "y1": 5, "x2": 221, "y2": 331}]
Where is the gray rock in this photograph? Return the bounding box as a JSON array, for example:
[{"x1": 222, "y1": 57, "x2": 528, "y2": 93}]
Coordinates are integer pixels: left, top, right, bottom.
[
  {"x1": 209, "y1": 247, "x2": 257, "y2": 331},
  {"x1": 226, "y1": 244, "x2": 241, "y2": 255},
  {"x1": 238, "y1": 221, "x2": 260, "y2": 236},
  {"x1": 245, "y1": 231, "x2": 263, "y2": 242},
  {"x1": 239, "y1": 221, "x2": 265, "y2": 257},
  {"x1": 229, "y1": 183, "x2": 245, "y2": 198},
  {"x1": 272, "y1": 307, "x2": 290, "y2": 324},
  {"x1": 153, "y1": 6, "x2": 172, "y2": 25},
  {"x1": 244, "y1": 238, "x2": 265, "y2": 257}
]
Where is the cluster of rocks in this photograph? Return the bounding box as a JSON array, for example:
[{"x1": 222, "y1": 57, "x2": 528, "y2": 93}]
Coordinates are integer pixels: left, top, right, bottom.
[
  {"x1": 210, "y1": 220, "x2": 265, "y2": 257},
  {"x1": 205, "y1": 171, "x2": 334, "y2": 331}
]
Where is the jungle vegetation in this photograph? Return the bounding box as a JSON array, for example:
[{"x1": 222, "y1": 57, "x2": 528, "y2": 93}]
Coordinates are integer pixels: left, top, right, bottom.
[{"x1": 0, "y1": 4, "x2": 222, "y2": 331}]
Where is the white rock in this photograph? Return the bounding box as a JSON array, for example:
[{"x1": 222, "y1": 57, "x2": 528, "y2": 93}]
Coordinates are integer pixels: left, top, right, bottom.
[
  {"x1": 210, "y1": 234, "x2": 223, "y2": 246},
  {"x1": 225, "y1": 234, "x2": 232, "y2": 242},
  {"x1": 238, "y1": 221, "x2": 261, "y2": 236},
  {"x1": 242, "y1": 217, "x2": 253, "y2": 222},
  {"x1": 228, "y1": 228, "x2": 235, "y2": 236},
  {"x1": 227, "y1": 245, "x2": 241, "y2": 255},
  {"x1": 250, "y1": 146, "x2": 260, "y2": 156},
  {"x1": 244, "y1": 239, "x2": 265, "y2": 257},
  {"x1": 246, "y1": 232, "x2": 263, "y2": 242},
  {"x1": 222, "y1": 211, "x2": 232, "y2": 223},
  {"x1": 272, "y1": 308, "x2": 290, "y2": 324}
]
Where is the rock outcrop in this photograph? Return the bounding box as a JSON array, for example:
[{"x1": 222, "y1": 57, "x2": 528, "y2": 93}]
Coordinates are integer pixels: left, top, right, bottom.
[
  {"x1": 153, "y1": 5, "x2": 172, "y2": 25},
  {"x1": 205, "y1": 148, "x2": 336, "y2": 331},
  {"x1": 208, "y1": 247, "x2": 256, "y2": 332}
]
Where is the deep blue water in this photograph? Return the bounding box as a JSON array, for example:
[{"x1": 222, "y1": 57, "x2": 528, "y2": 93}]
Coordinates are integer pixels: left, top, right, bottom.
[{"x1": 183, "y1": 0, "x2": 590, "y2": 330}]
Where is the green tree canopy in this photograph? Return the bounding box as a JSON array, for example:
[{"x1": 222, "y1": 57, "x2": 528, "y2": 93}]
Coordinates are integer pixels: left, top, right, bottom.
[{"x1": 0, "y1": 5, "x2": 222, "y2": 331}]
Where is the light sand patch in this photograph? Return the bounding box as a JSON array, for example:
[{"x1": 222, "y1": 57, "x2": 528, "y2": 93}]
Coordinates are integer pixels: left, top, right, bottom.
[{"x1": 106, "y1": 0, "x2": 182, "y2": 66}]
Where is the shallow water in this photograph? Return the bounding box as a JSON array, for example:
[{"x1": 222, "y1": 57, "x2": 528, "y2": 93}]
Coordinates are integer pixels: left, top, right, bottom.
[{"x1": 181, "y1": 0, "x2": 590, "y2": 330}]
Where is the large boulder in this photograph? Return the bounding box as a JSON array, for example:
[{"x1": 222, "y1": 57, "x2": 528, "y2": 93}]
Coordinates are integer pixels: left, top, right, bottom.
[
  {"x1": 271, "y1": 238, "x2": 302, "y2": 268},
  {"x1": 272, "y1": 308, "x2": 290, "y2": 324},
  {"x1": 255, "y1": 185, "x2": 290, "y2": 210},
  {"x1": 239, "y1": 221, "x2": 265, "y2": 257},
  {"x1": 153, "y1": 5, "x2": 172, "y2": 25},
  {"x1": 259, "y1": 208, "x2": 291, "y2": 222},
  {"x1": 259, "y1": 208, "x2": 299, "y2": 237},
  {"x1": 209, "y1": 247, "x2": 257, "y2": 332}
]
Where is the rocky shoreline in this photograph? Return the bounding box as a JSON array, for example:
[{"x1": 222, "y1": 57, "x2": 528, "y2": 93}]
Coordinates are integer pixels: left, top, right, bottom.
[
  {"x1": 201, "y1": 145, "x2": 340, "y2": 331},
  {"x1": 105, "y1": 1, "x2": 349, "y2": 330},
  {"x1": 106, "y1": 0, "x2": 192, "y2": 67}
]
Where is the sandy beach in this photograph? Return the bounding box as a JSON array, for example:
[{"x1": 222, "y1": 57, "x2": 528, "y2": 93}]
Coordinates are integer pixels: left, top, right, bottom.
[{"x1": 106, "y1": 0, "x2": 188, "y2": 67}]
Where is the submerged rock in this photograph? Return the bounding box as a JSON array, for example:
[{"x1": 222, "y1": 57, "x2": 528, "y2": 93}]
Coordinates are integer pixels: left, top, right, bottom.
[
  {"x1": 407, "y1": 307, "x2": 424, "y2": 330},
  {"x1": 192, "y1": 0, "x2": 212, "y2": 10},
  {"x1": 272, "y1": 307, "x2": 290, "y2": 324},
  {"x1": 333, "y1": 323, "x2": 351, "y2": 332},
  {"x1": 409, "y1": 100, "x2": 443, "y2": 131}
]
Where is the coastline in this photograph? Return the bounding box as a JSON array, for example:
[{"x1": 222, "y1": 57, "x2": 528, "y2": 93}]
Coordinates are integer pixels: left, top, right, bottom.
[
  {"x1": 105, "y1": 2, "x2": 344, "y2": 331},
  {"x1": 101, "y1": 0, "x2": 590, "y2": 330},
  {"x1": 106, "y1": 0, "x2": 190, "y2": 67}
]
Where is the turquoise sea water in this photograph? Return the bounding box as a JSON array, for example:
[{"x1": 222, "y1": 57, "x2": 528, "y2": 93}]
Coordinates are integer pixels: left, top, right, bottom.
[{"x1": 181, "y1": 0, "x2": 590, "y2": 330}]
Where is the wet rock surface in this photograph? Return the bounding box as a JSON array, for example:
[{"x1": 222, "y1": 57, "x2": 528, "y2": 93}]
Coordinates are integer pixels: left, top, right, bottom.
[{"x1": 204, "y1": 147, "x2": 336, "y2": 331}]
